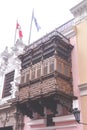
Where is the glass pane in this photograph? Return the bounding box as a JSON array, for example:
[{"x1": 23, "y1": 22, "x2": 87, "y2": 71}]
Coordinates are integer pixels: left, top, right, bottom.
[
  {"x1": 64, "y1": 65, "x2": 69, "y2": 76},
  {"x1": 21, "y1": 75, "x2": 25, "y2": 84},
  {"x1": 31, "y1": 67, "x2": 36, "y2": 79},
  {"x1": 26, "y1": 73, "x2": 30, "y2": 82},
  {"x1": 37, "y1": 64, "x2": 41, "y2": 78},
  {"x1": 58, "y1": 62, "x2": 62, "y2": 73},
  {"x1": 43, "y1": 62, "x2": 48, "y2": 75},
  {"x1": 49, "y1": 60, "x2": 54, "y2": 73}
]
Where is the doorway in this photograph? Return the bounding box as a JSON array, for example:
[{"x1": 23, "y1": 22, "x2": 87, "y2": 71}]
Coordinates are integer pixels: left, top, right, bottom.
[{"x1": 0, "y1": 126, "x2": 13, "y2": 130}]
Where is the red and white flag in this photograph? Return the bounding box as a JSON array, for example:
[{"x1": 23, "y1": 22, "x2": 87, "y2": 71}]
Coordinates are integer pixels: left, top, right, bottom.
[{"x1": 16, "y1": 22, "x2": 23, "y2": 38}]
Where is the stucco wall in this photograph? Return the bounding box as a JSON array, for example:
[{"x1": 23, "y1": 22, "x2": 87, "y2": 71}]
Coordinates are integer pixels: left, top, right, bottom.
[
  {"x1": 76, "y1": 20, "x2": 87, "y2": 84},
  {"x1": 80, "y1": 95, "x2": 87, "y2": 130}
]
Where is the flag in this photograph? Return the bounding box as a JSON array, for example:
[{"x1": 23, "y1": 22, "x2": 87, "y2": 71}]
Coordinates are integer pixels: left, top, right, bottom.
[
  {"x1": 28, "y1": 9, "x2": 41, "y2": 44},
  {"x1": 16, "y1": 22, "x2": 23, "y2": 38},
  {"x1": 32, "y1": 10, "x2": 41, "y2": 31}
]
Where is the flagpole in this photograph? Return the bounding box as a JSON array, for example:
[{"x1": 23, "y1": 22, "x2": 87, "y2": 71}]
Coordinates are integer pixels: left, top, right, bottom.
[
  {"x1": 28, "y1": 9, "x2": 34, "y2": 45},
  {"x1": 14, "y1": 19, "x2": 18, "y2": 45}
]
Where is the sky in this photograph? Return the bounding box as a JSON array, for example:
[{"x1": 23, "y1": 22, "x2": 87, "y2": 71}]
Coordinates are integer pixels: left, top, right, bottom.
[{"x1": 0, "y1": 0, "x2": 82, "y2": 53}]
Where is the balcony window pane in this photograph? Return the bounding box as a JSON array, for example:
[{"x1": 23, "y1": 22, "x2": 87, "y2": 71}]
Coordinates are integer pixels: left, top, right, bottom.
[
  {"x1": 43, "y1": 62, "x2": 48, "y2": 75},
  {"x1": 64, "y1": 65, "x2": 69, "y2": 76},
  {"x1": 49, "y1": 60, "x2": 54, "y2": 73},
  {"x1": 26, "y1": 71, "x2": 30, "y2": 82},
  {"x1": 31, "y1": 67, "x2": 36, "y2": 79},
  {"x1": 58, "y1": 62, "x2": 62, "y2": 73},
  {"x1": 37, "y1": 64, "x2": 41, "y2": 78},
  {"x1": 21, "y1": 75, "x2": 25, "y2": 84}
]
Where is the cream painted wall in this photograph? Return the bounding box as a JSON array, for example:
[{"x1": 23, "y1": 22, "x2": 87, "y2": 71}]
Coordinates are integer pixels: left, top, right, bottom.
[
  {"x1": 76, "y1": 20, "x2": 87, "y2": 84},
  {"x1": 81, "y1": 95, "x2": 87, "y2": 130},
  {"x1": 76, "y1": 19, "x2": 87, "y2": 130}
]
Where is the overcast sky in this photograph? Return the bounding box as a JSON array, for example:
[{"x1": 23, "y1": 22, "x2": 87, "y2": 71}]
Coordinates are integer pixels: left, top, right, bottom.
[{"x1": 0, "y1": 0, "x2": 82, "y2": 53}]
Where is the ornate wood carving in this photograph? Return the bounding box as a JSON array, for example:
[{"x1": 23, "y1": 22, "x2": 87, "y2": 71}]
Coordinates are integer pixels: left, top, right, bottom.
[
  {"x1": 15, "y1": 91, "x2": 74, "y2": 121},
  {"x1": 15, "y1": 31, "x2": 75, "y2": 124}
]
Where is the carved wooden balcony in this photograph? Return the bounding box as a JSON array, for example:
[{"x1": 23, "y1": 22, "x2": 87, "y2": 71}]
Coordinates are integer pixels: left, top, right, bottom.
[
  {"x1": 14, "y1": 32, "x2": 76, "y2": 121},
  {"x1": 18, "y1": 56, "x2": 73, "y2": 101}
]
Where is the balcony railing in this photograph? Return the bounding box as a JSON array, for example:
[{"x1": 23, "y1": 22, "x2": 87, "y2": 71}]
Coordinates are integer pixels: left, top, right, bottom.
[{"x1": 20, "y1": 56, "x2": 71, "y2": 85}]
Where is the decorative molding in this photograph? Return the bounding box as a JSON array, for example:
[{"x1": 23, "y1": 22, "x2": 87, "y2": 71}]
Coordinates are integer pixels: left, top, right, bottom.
[
  {"x1": 70, "y1": 0, "x2": 87, "y2": 24},
  {"x1": 63, "y1": 29, "x2": 76, "y2": 38},
  {"x1": 53, "y1": 114, "x2": 75, "y2": 123},
  {"x1": 0, "y1": 101, "x2": 12, "y2": 110},
  {"x1": 0, "y1": 111, "x2": 10, "y2": 127},
  {"x1": 79, "y1": 83, "x2": 87, "y2": 96},
  {"x1": 0, "y1": 105, "x2": 11, "y2": 110},
  {"x1": 0, "y1": 96, "x2": 12, "y2": 106},
  {"x1": 57, "y1": 19, "x2": 76, "y2": 38},
  {"x1": 11, "y1": 39, "x2": 25, "y2": 55},
  {"x1": 0, "y1": 107, "x2": 16, "y2": 127}
]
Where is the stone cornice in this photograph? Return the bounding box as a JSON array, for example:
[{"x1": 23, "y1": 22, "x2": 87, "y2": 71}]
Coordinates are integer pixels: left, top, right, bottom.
[
  {"x1": 70, "y1": 0, "x2": 87, "y2": 14},
  {"x1": 70, "y1": 0, "x2": 87, "y2": 24},
  {"x1": 57, "y1": 19, "x2": 76, "y2": 38},
  {"x1": 79, "y1": 83, "x2": 87, "y2": 96},
  {"x1": 0, "y1": 102, "x2": 11, "y2": 110}
]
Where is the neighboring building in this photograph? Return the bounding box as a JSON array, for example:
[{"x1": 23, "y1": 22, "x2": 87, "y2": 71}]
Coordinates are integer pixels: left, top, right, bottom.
[
  {"x1": 0, "y1": 40, "x2": 25, "y2": 130},
  {"x1": 71, "y1": 0, "x2": 87, "y2": 130}
]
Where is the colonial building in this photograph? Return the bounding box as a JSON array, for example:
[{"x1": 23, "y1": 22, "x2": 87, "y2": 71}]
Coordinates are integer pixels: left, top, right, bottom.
[
  {"x1": 0, "y1": 40, "x2": 25, "y2": 130},
  {"x1": 0, "y1": 1, "x2": 85, "y2": 130},
  {"x1": 0, "y1": 27, "x2": 79, "y2": 130}
]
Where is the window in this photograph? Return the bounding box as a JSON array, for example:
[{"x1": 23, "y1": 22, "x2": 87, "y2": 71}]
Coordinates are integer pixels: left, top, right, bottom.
[
  {"x1": 20, "y1": 70, "x2": 26, "y2": 84},
  {"x1": 31, "y1": 66, "x2": 36, "y2": 79},
  {"x1": 37, "y1": 64, "x2": 41, "y2": 78},
  {"x1": 20, "y1": 75, "x2": 25, "y2": 84},
  {"x1": 64, "y1": 65, "x2": 69, "y2": 76},
  {"x1": 25, "y1": 70, "x2": 30, "y2": 82},
  {"x1": 43, "y1": 61, "x2": 48, "y2": 75},
  {"x1": 3, "y1": 70, "x2": 15, "y2": 98},
  {"x1": 49, "y1": 59, "x2": 54, "y2": 73},
  {"x1": 58, "y1": 62, "x2": 62, "y2": 73}
]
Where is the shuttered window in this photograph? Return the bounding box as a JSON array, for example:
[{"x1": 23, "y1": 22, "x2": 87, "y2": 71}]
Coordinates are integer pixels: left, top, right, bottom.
[
  {"x1": 31, "y1": 67, "x2": 36, "y2": 79},
  {"x1": 20, "y1": 75, "x2": 25, "y2": 84},
  {"x1": 58, "y1": 62, "x2": 62, "y2": 73},
  {"x1": 43, "y1": 61, "x2": 48, "y2": 75},
  {"x1": 2, "y1": 70, "x2": 15, "y2": 98},
  {"x1": 25, "y1": 70, "x2": 30, "y2": 82},
  {"x1": 37, "y1": 64, "x2": 41, "y2": 78},
  {"x1": 49, "y1": 59, "x2": 54, "y2": 73},
  {"x1": 64, "y1": 65, "x2": 69, "y2": 76}
]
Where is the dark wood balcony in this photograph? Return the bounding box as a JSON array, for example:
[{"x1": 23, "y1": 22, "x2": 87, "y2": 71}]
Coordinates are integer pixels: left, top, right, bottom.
[{"x1": 14, "y1": 31, "x2": 76, "y2": 121}]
